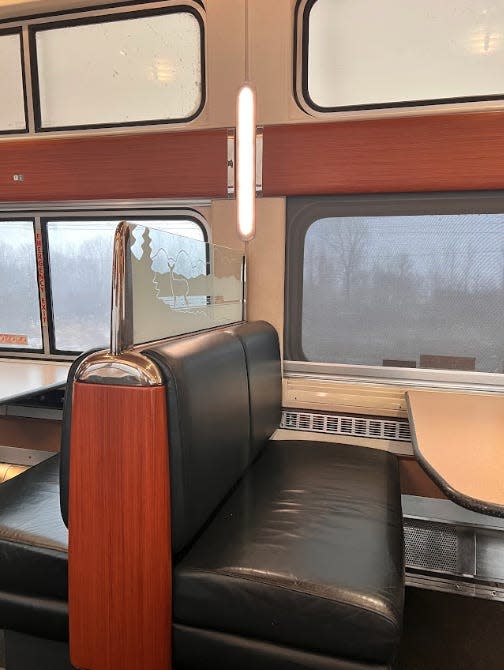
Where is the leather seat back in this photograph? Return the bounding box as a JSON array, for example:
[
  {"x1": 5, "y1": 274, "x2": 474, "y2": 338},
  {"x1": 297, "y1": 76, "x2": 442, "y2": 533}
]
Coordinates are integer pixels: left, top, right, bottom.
[
  {"x1": 144, "y1": 329, "x2": 251, "y2": 554},
  {"x1": 226, "y1": 321, "x2": 282, "y2": 461},
  {"x1": 60, "y1": 323, "x2": 282, "y2": 553}
]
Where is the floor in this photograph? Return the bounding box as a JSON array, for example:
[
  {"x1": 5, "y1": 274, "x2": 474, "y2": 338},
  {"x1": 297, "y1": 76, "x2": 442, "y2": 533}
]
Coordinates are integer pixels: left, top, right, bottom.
[
  {"x1": 1, "y1": 588, "x2": 504, "y2": 669},
  {"x1": 397, "y1": 587, "x2": 504, "y2": 669}
]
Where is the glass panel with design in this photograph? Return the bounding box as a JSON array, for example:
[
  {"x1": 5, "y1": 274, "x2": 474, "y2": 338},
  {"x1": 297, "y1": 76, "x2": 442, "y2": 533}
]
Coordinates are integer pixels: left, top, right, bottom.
[{"x1": 129, "y1": 223, "x2": 244, "y2": 345}]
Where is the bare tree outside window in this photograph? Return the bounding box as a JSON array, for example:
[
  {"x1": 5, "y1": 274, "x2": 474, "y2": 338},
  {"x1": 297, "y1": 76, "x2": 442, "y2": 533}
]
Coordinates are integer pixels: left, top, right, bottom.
[
  {"x1": 302, "y1": 214, "x2": 504, "y2": 373},
  {"x1": 0, "y1": 221, "x2": 42, "y2": 349}
]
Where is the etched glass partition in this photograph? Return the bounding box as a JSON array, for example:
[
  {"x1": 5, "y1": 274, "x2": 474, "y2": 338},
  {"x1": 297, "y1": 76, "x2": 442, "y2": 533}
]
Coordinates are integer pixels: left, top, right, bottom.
[{"x1": 124, "y1": 222, "x2": 244, "y2": 348}]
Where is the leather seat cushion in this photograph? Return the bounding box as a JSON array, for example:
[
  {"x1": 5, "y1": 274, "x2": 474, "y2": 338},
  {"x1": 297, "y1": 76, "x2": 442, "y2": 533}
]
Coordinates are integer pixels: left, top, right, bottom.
[
  {"x1": 174, "y1": 441, "x2": 404, "y2": 665},
  {"x1": 0, "y1": 455, "x2": 68, "y2": 640}
]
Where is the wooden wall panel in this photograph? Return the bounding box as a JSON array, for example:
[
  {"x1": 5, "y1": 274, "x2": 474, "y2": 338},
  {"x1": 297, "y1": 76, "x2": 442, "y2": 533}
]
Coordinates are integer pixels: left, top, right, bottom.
[
  {"x1": 399, "y1": 455, "x2": 447, "y2": 500},
  {"x1": 0, "y1": 129, "x2": 227, "y2": 201},
  {"x1": 69, "y1": 382, "x2": 171, "y2": 670},
  {"x1": 0, "y1": 416, "x2": 61, "y2": 452},
  {"x1": 263, "y1": 112, "x2": 504, "y2": 196}
]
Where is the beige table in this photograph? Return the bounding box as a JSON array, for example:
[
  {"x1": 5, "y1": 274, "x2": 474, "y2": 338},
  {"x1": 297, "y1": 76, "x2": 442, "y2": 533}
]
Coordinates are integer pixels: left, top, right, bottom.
[
  {"x1": 406, "y1": 390, "x2": 504, "y2": 517},
  {"x1": 0, "y1": 359, "x2": 70, "y2": 405}
]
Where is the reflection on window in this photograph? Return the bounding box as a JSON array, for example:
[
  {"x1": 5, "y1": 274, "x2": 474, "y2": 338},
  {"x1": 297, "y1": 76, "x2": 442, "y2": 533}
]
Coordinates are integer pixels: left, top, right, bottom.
[
  {"x1": 47, "y1": 218, "x2": 205, "y2": 352},
  {"x1": 0, "y1": 221, "x2": 42, "y2": 349},
  {"x1": 302, "y1": 214, "x2": 504, "y2": 373},
  {"x1": 304, "y1": 0, "x2": 504, "y2": 111},
  {"x1": 35, "y1": 10, "x2": 203, "y2": 129},
  {"x1": 0, "y1": 33, "x2": 26, "y2": 132}
]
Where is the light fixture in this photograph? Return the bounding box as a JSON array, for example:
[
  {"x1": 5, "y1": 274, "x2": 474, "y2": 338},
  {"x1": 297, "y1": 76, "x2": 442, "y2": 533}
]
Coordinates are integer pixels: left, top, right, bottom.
[{"x1": 236, "y1": 83, "x2": 257, "y2": 242}]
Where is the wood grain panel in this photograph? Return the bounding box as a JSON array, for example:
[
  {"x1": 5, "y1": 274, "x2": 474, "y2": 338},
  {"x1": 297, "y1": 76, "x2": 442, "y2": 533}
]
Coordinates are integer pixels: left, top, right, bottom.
[
  {"x1": 399, "y1": 455, "x2": 447, "y2": 500},
  {"x1": 263, "y1": 112, "x2": 504, "y2": 196},
  {"x1": 0, "y1": 417, "x2": 61, "y2": 452},
  {"x1": 407, "y1": 390, "x2": 504, "y2": 513},
  {"x1": 69, "y1": 382, "x2": 171, "y2": 670},
  {"x1": 0, "y1": 129, "x2": 227, "y2": 201}
]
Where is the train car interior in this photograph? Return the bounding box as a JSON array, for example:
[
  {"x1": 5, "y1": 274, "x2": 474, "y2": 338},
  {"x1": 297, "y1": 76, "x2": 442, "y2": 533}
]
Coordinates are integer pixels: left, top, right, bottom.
[{"x1": 1, "y1": 1, "x2": 504, "y2": 669}]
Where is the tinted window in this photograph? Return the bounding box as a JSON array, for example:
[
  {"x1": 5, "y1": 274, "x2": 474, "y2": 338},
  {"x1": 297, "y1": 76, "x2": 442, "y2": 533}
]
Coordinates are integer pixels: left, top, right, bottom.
[
  {"x1": 34, "y1": 9, "x2": 203, "y2": 129},
  {"x1": 46, "y1": 218, "x2": 205, "y2": 352},
  {"x1": 0, "y1": 32, "x2": 26, "y2": 132},
  {"x1": 301, "y1": 0, "x2": 504, "y2": 112},
  {"x1": 0, "y1": 221, "x2": 42, "y2": 349},
  {"x1": 287, "y1": 195, "x2": 504, "y2": 376}
]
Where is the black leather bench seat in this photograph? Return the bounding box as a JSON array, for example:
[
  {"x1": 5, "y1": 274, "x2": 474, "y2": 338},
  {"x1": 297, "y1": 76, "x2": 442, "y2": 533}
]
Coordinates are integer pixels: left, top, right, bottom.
[
  {"x1": 0, "y1": 455, "x2": 68, "y2": 641},
  {"x1": 174, "y1": 440, "x2": 404, "y2": 666},
  {"x1": 0, "y1": 322, "x2": 403, "y2": 669}
]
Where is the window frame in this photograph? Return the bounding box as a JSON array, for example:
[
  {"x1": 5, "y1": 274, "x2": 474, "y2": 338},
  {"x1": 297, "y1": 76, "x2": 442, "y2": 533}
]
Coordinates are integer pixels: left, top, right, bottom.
[
  {"x1": 0, "y1": 205, "x2": 208, "y2": 360},
  {"x1": 285, "y1": 192, "x2": 504, "y2": 391},
  {"x1": 294, "y1": 0, "x2": 504, "y2": 118},
  {"x1": 0, "y1": 27, "x2": 29, "y2": 135}
]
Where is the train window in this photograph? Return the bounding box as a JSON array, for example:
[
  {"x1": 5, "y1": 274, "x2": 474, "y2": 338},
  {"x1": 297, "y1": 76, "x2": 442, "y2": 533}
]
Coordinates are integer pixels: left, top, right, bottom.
[
  {"x1": 45, "y1": 216, "x2": 206, "y2": 353},
  {"x1": 0, "y1": 221, "x2": 42, "y2": 351},
  {"x1": 0, "y1": 31, "x2": 27, "y2": 133},
  {"x1": 46, "y1": 220, "x2": 116, "y2": 353},
  {"x1": 286, "y1": 194, "x2": 504, "y2": 380},
  {"x1": 32, "y1": 7, "x2": 204, "y2": 130},
  {"x1": 297, "y1": 0, "x2": 504, "y2": 113}
]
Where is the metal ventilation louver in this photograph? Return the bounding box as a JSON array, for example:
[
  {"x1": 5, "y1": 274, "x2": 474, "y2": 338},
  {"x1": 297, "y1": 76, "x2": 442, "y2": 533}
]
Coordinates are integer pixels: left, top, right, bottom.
[{"x1": 280, "y1": 410, "x2": 411, "y2": 442}]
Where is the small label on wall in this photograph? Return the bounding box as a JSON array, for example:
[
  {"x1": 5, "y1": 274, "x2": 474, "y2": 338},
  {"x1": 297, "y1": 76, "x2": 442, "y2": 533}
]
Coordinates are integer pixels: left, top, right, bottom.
[{"x1": 0, "y1": 333, "x2": 28, "y2": 345}]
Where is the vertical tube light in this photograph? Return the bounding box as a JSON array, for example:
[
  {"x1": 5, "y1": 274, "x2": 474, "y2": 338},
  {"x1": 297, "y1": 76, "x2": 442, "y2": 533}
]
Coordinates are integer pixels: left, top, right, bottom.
[{"x1": 236, "y1": 83, "x2": 256, "y2": 241}]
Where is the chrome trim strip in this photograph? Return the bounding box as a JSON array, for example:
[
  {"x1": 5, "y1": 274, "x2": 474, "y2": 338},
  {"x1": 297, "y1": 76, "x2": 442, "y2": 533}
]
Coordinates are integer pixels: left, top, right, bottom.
[
  {"x1": 111, "y1": 221, "x2": 133, "y2": 356},
  {"x1": 33, "y1": 217, "x2": 51, "y2": 356},
  {"x1": 75, "y1": 350, "x2": 163, "y2": 387},
  {"x1": 284, "y1": 361, "x2": 504, "y2": 393},
  {"x1": 21, "y1": 25, "x2": 35, "y2": 133},
  {"x1": 227, "y1": 129, "x2": 235, "y2": 196},
  {"x1": 255, "y1": 127, "x2": 263, "y2": 195},
  {"x1": 405, "y1": 572, "x2": 504, "y2": 601},
  {"x1": 0, "y1": 200, "x2": 211, "y2": 213}
]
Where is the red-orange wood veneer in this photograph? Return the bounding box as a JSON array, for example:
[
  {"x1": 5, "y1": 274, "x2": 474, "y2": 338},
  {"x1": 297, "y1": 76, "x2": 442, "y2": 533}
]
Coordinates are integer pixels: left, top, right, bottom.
[
  {"x1": 263, "y1": 112, "x2": 504, "y2": 196},
  {"x1": 0, "y1": 128, "x2": 227, "y2": 201},
  {"x1": 68, "y1": 382, "x2": 171, "y2": 670}
]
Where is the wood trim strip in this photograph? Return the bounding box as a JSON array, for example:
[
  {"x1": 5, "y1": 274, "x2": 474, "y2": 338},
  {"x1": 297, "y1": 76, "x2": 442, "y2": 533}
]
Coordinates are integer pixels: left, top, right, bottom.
[
  {"x1": 0, "y1": 129, "x2": 227, "y2": 201},
  {"x1": 68, "y1": 382, "x2": 172, "y2": 670},
  {"x1": 263, "y1": 112, "x2": 504, "y2": 196}
]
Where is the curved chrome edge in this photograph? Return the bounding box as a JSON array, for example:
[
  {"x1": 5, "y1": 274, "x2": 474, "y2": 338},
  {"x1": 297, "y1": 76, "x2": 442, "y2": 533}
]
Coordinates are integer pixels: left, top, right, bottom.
[
  {"x1": 75, "y1": 351, "x2": 163, "y2": 387},
  {"x1": 111, "y1": 221, "x2": 133, "y2": 356}
]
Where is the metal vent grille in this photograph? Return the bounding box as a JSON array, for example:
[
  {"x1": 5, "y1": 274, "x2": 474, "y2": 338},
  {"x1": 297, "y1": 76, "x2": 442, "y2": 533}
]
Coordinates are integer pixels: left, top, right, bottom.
[
  {"x1": 404, "y1": 519, "x2": 458, "y2": 573},
  {"x1": 280, "y1": 410, "x2": 411, "y2": 442}
]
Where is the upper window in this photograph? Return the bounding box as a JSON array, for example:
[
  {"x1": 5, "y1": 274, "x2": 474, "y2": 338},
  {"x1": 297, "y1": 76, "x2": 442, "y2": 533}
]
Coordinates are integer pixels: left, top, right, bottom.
[
  {"x1": 286, "y1": 194, "x2": 504, "y2": 380},
  {"x1": 297, "y1": 0, "x2": 504, "y2": 113},
  {"x1": 0, "y1": 31, "x2": 26, "y2": 132},
  {"x1": 0, "y1": 2, "x2": 204, "y2": 135}
]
